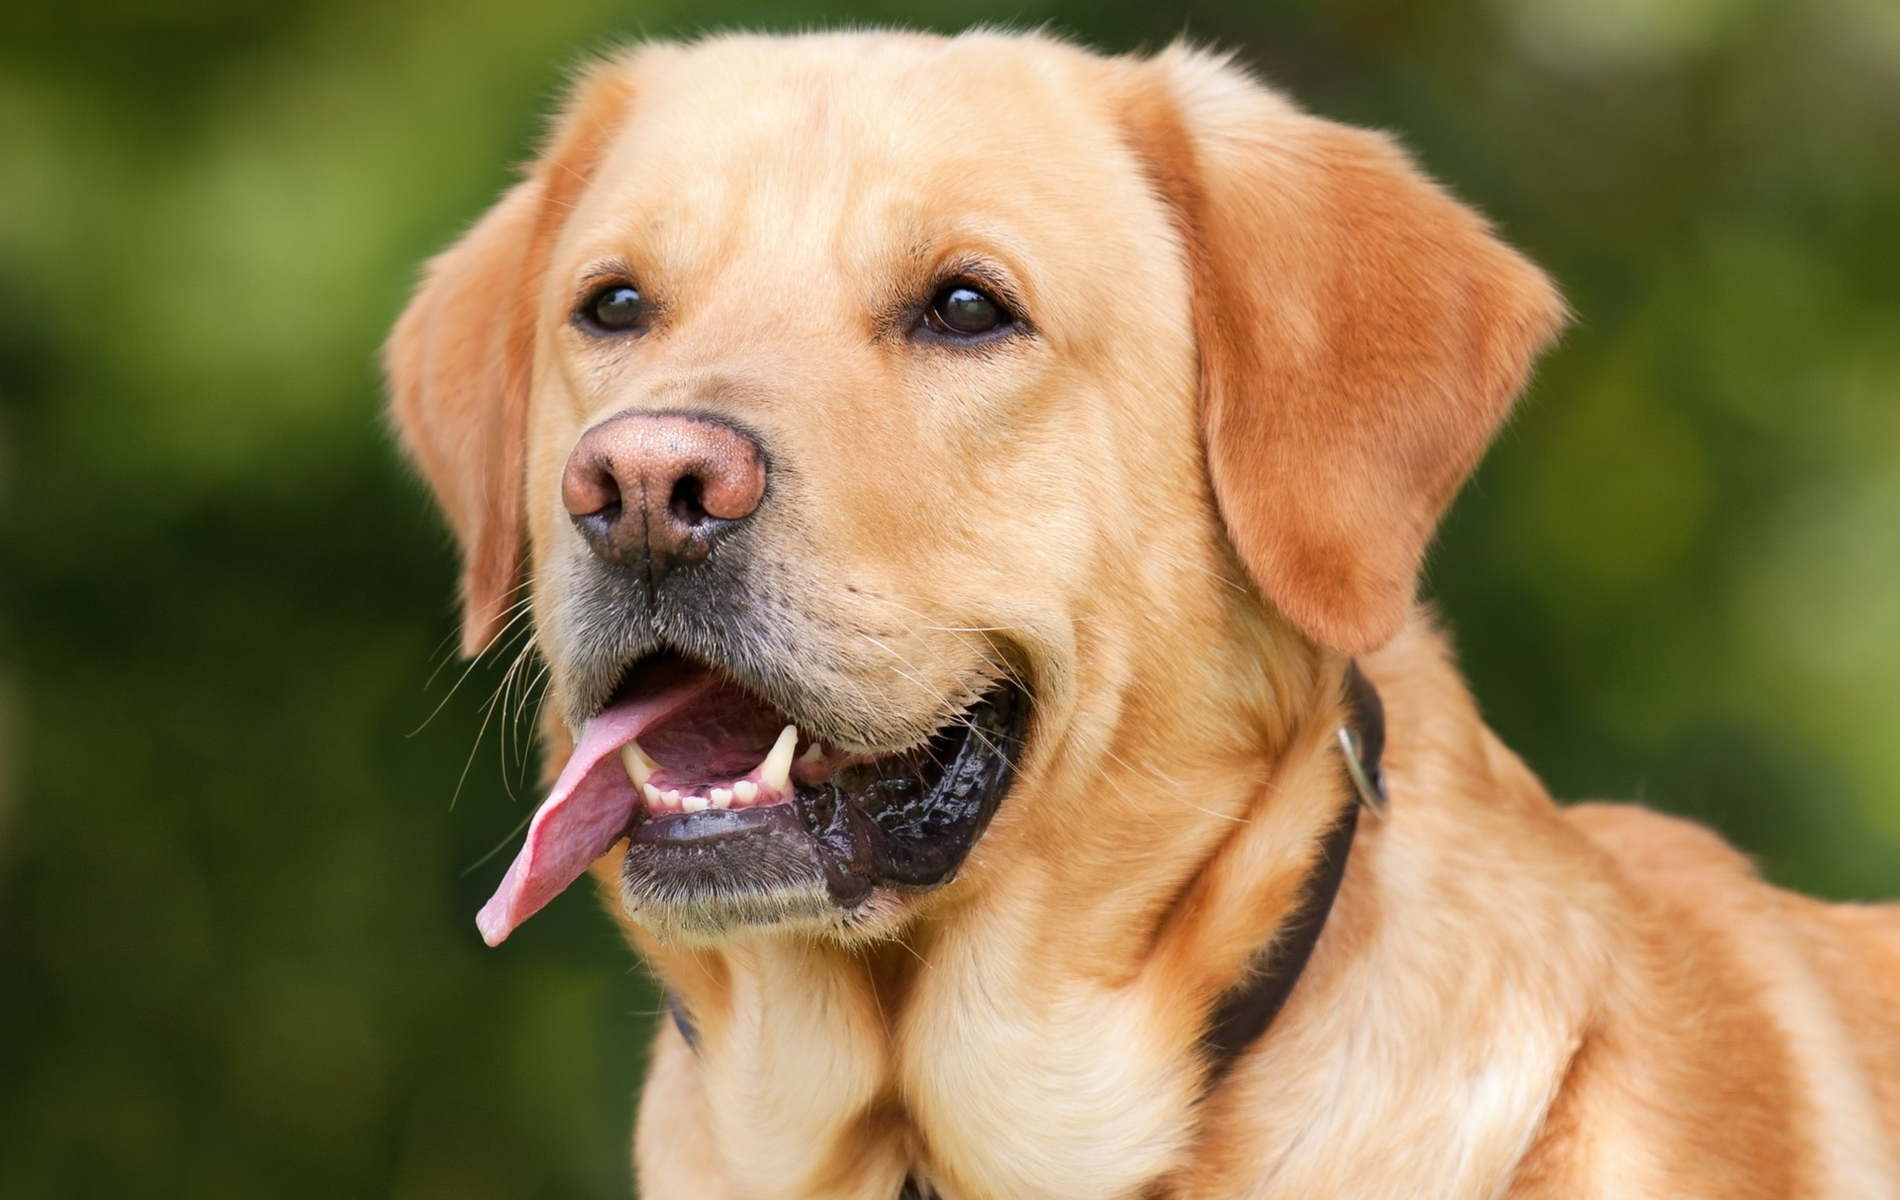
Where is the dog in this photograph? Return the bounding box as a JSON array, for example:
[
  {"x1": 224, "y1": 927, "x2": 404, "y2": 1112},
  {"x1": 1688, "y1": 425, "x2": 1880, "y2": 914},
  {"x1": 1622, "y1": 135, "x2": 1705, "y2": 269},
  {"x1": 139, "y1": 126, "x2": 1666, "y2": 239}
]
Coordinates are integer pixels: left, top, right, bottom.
[{"x1": 385, "y1": 30, "x2": 1900, "y2": 1199}]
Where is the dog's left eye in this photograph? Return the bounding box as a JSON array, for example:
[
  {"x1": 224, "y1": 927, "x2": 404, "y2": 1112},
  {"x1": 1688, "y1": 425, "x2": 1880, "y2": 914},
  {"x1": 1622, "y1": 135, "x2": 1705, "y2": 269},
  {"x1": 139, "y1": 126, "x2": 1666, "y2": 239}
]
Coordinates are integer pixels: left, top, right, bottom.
[
  {"x1": 577, "y1": 283, "x2": 648, "y2": 334},
  {"x1": 922, "y1": 283, "x2": 1011, "y2": 339}
]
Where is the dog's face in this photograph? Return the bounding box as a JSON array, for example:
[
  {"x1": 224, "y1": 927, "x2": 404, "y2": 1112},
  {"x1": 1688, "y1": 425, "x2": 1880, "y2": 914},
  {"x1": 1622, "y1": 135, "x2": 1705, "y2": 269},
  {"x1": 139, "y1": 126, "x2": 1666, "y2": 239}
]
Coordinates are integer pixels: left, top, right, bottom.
[{"x1": 388, "y1": 33, "x2": 1561, "y2": 945}]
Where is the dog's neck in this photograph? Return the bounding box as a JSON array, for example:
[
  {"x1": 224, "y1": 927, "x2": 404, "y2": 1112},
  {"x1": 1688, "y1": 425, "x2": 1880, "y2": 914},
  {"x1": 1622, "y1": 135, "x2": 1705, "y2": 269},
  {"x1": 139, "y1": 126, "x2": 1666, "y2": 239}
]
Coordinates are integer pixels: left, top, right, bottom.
[{"x1": 611, "y1": 620, "x2": 1499, "y2": 1196}]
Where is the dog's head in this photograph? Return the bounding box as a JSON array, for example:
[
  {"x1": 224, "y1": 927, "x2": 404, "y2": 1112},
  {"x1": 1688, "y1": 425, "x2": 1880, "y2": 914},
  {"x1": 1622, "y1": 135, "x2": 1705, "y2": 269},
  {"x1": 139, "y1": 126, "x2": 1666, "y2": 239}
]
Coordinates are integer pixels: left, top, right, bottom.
[{"x1": 387, "y1": 32, "x2": 1561, "y2": 946}]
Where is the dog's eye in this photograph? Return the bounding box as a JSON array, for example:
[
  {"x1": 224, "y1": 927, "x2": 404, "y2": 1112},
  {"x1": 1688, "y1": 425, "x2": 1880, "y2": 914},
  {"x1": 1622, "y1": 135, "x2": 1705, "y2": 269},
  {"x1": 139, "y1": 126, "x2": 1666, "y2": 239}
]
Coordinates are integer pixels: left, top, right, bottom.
[
  {"x1": 577, "y1": 283, "x2": 647, "y2": 334},
  {"x1": 923, "y1": 283, "x2": 1010, "y2": 338}
]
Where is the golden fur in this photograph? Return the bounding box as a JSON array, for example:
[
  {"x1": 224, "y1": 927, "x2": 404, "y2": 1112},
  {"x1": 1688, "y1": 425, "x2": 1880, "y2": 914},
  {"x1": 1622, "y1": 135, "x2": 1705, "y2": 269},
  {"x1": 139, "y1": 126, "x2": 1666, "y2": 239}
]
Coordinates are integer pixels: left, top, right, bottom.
[{"x1": 388, "y1": 30, "x2": 1900, "y2": 1198}]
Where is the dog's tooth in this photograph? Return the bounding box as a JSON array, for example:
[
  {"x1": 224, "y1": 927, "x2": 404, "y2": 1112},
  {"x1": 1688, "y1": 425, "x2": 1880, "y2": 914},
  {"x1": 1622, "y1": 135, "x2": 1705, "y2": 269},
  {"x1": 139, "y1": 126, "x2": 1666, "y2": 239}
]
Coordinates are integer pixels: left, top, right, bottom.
[
  {"x1": 661, "y1": 789, "x2": 681, "y2": 809},
  {"x1": 681, "y1": 794, "x2": 708, "y2": 814},
  {"x1": 760, "y1": 725, "x2": 797, "y2": 794},
  {"x1": 642, "y1": 783, "x2": 662, "y2": 807},
  {"x1": 732, "y1": 780, "x2": 758, "y2": 805},
  {"x1": 619, "y1": 740, "x2": 660, "y2": 787},
  {"x1": 710, "y1": 787, "x2": 733, "y2": 810},
  {"x1": 798, "y1": 743, "x2": 825, "y2": 766}
]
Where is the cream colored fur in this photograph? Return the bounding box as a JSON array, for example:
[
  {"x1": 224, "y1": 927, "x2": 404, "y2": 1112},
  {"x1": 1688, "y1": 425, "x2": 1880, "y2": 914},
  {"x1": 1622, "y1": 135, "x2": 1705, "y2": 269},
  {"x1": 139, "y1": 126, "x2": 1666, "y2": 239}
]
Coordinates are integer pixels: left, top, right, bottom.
[{"x1": 386, "y1": 30, "x2": 1900, "y2": 1199}]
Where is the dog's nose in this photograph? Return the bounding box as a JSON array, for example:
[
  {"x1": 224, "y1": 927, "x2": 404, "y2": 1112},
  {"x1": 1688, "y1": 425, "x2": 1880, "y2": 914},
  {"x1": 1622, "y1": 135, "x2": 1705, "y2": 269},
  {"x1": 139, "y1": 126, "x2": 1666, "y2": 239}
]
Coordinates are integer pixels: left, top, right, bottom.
[{"x1": 562, "y1": 412, "x2": 767, "y2": 582}]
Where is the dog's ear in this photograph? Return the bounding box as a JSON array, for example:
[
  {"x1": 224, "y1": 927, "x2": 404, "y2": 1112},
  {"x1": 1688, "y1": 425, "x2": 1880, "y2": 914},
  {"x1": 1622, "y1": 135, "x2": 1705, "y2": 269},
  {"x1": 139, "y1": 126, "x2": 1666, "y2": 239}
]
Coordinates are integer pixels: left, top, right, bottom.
[
  {"x1": 386, "y1": 178, "x2": 543, "y2": 656},
  {"x1": 385, "y1": 66, "x2": 633, "y2": 656},
  {"x1": 1123, "y1": 48, "x2": 1565, "y2": 653}
]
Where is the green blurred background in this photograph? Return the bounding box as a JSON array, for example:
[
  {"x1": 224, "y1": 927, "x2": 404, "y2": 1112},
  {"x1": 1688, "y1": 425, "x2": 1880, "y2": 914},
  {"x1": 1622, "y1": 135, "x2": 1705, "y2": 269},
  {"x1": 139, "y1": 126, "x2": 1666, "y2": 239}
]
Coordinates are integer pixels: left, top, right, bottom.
[{"x1": 3, "y1": 0, "x2": 1896, "y2": 1194}]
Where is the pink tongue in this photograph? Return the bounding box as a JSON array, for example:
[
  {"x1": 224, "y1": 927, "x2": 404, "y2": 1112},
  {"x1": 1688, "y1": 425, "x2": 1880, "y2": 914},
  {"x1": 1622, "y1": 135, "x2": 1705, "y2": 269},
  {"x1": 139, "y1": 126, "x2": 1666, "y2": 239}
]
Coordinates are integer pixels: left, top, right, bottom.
[{"x1": 475, "y1": 672, "x2": 715, "y2": 946}]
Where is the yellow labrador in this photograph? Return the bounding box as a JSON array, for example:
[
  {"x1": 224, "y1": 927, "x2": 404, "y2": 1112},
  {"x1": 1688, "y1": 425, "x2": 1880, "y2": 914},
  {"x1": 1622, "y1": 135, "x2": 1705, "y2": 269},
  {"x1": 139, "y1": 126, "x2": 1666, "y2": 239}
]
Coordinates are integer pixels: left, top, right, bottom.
[{"x1": 387, "y1": 30, "x2": 1900, "y2": 1199}]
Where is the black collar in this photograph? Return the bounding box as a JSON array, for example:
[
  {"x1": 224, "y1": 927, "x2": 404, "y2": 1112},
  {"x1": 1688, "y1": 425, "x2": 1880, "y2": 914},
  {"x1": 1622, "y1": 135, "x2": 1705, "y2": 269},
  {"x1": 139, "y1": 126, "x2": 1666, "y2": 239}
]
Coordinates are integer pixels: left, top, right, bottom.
[
  {"x1": 675, "y1": 666, "x2": 1387, "y2": 1200},
  {"x1": 1199, "y1": 660, "x2": 1385, "y2": 1090}
]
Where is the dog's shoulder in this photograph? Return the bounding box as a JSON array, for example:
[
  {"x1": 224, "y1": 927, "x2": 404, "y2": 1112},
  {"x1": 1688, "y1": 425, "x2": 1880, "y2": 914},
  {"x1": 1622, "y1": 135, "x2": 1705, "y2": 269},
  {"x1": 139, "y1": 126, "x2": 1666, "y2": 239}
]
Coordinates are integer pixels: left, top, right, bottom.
[
  {"x1": 1562, "y1": 801, "x2": 1761, "y2": 883},
  {"x1": 1557, "y1": 800, "x2": 1900, "y2": 1181}
]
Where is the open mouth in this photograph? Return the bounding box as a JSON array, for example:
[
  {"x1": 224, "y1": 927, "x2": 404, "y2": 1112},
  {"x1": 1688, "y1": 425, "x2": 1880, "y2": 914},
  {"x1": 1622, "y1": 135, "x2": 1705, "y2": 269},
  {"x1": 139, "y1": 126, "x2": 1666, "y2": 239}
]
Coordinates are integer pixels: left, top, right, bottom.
[{"x1": 476, "y1": 652, "x2": 1027, "y2": 944}]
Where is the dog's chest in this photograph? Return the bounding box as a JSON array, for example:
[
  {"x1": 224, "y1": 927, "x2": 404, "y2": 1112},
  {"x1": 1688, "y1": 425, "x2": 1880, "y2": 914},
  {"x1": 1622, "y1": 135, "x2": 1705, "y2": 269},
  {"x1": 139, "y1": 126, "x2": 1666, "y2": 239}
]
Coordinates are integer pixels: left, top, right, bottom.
[
  {"x1": 899, "y1": 984, "x2": 1197, "y2": 1199},
  {"x1": 688, "y1": 955, "x2": 1198, "y2": 1199}
]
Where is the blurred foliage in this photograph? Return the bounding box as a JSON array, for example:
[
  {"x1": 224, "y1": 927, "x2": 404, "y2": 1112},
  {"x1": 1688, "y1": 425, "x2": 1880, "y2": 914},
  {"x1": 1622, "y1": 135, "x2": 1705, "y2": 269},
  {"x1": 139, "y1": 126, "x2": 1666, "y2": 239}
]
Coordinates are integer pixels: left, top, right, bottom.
[{"x1": 2, "y1": 0, "x2": 1897, "y2": 1195}]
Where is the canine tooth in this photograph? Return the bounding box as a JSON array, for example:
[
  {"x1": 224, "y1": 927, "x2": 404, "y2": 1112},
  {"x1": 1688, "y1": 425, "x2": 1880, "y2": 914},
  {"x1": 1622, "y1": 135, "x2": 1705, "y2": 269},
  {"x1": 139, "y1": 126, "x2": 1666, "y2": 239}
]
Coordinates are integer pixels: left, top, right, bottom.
[
  {"x1": 681, "y1": 794, "x2": 708, "y2": 814},
  {"x1": 760, "y1": 725, "x2": 797, "y2": 794},
  {"x1": 732, "y1": 780, "x2": 758, "y2": 805},
  {"x1": 642, "y1": 784, "x2": 662, "y2": 806},
  {"x1": 710, "y1": 787, "x2": 732, "y2": 809},
  {"x1": 619, "y1": 740, "x2": 660, "y2": 786}
]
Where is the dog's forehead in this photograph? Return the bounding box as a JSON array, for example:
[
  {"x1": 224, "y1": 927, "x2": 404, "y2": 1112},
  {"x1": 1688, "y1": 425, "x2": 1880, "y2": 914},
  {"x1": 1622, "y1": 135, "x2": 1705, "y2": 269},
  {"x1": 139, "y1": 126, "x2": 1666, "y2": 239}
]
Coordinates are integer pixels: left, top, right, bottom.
[
  {"x1": 558, "y1": 35, "x2": 1147, "y2": 282},
  {"x1": 624, "y1": 34, "x2": 1110, "y2": 173}
]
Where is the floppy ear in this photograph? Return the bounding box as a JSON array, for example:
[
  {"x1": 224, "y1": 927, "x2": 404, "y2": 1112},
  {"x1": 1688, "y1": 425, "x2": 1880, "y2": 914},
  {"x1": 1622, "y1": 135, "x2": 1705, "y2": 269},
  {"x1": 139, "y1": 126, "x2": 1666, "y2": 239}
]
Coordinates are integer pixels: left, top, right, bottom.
[
  {"x1": 1125, "y1": 48, "x2": 1566, "y2": 653},
  {"x1": 386, "y1": 180, "x2": 542, "y2": 656},
  {"x1": 385, "y1": 66, "x2": 634, "y2": 656}
]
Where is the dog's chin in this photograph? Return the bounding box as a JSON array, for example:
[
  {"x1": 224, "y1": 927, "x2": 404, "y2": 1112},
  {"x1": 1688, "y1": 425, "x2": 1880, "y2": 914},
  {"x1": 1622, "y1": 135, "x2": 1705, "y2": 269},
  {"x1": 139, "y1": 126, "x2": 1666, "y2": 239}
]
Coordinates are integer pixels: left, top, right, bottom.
[
  {"x1": 609, "y1": 665, "x2": 1028, "y2": 945},
  {"x1": 615, "y1": 805, "x2": 846, "y2": 943}
]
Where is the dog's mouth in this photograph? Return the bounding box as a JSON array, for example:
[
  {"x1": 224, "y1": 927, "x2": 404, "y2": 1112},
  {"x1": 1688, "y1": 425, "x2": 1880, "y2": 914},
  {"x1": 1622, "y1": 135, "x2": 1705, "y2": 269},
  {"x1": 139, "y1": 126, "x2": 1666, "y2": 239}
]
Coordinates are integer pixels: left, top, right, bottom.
[{"x1": 476, "y1": 652, "x2": 1027, "y2": 945}]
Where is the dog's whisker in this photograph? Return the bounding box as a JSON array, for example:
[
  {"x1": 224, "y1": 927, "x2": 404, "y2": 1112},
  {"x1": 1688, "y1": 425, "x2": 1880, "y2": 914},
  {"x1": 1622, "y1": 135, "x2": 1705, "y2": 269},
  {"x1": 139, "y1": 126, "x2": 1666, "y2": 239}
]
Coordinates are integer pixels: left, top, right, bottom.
[
  {"x1": 459, "y1": 807, "x2": 537, "y2": 877},
  {"x1": 493, "y1": 643, "x2": 539, "y2": 792},
  {"x1": 511, "y1": 661, "x2": 552, "y2": 785},
  {"x1": 407, "y1": 595, "x2": 538, "y2": 739},
  {"x1": 472, "y1": 621, "x2": 541, "y2": 774},
  {"x1": 890, "y1": 932, "x2": 932, "y2": 973},
  {"x1": 420, "y1": 581, "x2": 536, "y2": 688},
  {"x1": 454, "y1": 638, "x2": 537, "y2": 812}
]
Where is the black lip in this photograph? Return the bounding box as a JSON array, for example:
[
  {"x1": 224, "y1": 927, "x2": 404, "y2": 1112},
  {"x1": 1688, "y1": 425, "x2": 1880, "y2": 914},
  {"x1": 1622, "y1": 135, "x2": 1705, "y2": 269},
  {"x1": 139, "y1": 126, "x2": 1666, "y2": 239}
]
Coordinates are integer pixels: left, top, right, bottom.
[
  {"x1": 630, "y1": 805, "x2": 790, "y2": 846},
  {"x1": 619, "y1": 678, "x2": 1029, "y2": 924}
]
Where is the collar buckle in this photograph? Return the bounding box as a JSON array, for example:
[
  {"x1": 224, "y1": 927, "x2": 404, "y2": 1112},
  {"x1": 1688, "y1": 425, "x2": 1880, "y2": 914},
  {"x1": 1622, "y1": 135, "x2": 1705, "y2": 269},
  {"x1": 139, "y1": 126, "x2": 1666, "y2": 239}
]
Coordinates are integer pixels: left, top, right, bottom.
[
  {"x1": 1338, "y1": 661, "x2": 1388, "y2": 819},
  {"x1": 1337, "y1": 725, "x2": 1387, "y2": 819}
]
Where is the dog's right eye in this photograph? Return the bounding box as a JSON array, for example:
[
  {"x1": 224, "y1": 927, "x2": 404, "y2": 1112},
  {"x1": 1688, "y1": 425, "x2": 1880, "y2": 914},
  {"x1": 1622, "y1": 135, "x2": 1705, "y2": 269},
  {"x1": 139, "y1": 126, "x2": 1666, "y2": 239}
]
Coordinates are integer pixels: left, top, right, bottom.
[
  {"x1": 576, "y1": 283, "x2": 647, "y2": 335},
  {"x1": 921, "y1": 282, "x2": 1014, "y2": 340}
]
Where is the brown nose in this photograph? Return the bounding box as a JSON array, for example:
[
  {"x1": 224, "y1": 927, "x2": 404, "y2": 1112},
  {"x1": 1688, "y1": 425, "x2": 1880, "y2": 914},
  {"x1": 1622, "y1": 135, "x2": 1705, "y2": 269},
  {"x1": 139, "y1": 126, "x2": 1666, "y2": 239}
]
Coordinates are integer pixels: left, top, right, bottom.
[{"x1": 561, "y1": 412, "x2": 767, "y2": 584}]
